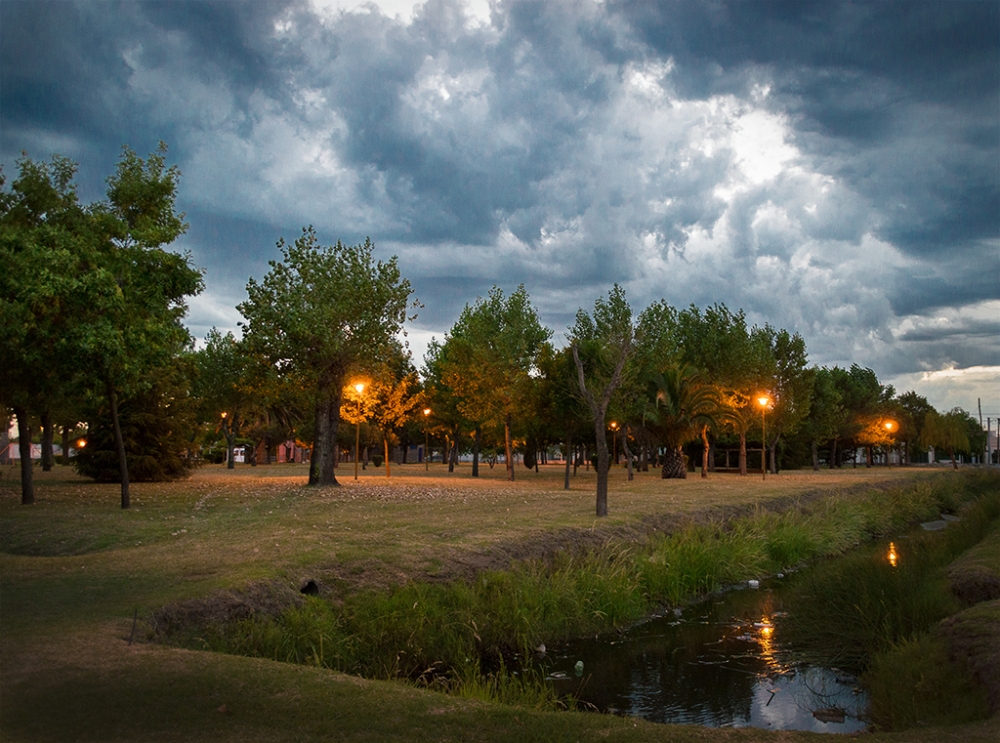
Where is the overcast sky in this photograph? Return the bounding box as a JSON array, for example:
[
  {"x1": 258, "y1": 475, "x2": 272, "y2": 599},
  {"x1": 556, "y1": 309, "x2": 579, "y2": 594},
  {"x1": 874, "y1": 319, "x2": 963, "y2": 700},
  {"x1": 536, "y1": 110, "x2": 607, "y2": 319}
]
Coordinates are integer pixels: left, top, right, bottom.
[{"x1": 2, "y1": 0, "x2": 998, "y2": 417}]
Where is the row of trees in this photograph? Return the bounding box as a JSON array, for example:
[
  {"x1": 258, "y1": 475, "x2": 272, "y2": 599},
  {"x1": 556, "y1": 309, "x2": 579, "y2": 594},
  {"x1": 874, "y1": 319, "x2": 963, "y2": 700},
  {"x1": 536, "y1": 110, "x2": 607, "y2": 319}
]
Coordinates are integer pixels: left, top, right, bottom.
[
  {"x1": 2, "y1": 147, "x2": 202, "y2": 507},
  {"x1": 3, "y1": 149, "x2": 989, "y2": 516}
]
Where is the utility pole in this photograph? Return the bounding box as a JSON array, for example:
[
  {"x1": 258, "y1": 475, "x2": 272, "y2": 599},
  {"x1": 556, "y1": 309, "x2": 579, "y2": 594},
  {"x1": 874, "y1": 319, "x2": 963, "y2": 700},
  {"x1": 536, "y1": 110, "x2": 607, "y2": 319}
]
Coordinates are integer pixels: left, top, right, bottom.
[{"x1": 978, "y1": 398, "x2": 985, "y2": 465}]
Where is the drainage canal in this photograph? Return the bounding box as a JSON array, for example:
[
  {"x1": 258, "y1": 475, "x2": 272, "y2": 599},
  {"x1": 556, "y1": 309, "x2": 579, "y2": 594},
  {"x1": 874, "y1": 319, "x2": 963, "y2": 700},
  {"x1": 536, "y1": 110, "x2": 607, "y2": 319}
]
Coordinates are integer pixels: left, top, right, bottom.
[{"x1": 544, "y1": 577, "x2": 868, "y2": 733}]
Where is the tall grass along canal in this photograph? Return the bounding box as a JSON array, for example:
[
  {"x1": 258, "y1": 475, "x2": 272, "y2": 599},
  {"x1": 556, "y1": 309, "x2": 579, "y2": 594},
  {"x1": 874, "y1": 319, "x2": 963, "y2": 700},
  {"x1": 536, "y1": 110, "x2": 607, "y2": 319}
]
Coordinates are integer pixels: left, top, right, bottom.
[
  {"x1": 165, "y1": 470, "x2": 1000, "y2": 732},
  {"x1": 547, "y1": 482, "x2": 999, "y2": 732}
]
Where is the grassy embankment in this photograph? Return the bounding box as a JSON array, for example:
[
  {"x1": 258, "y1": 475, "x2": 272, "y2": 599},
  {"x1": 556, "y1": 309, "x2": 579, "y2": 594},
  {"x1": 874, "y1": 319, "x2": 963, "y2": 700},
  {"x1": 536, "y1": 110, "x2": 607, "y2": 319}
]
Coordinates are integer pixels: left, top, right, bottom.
[
  {"x1": 1, "y1": 462, "x2": 998, "y2": 742},
  {"x1": 781, "y1": 488, "x2": 1000, "y2": 728}
]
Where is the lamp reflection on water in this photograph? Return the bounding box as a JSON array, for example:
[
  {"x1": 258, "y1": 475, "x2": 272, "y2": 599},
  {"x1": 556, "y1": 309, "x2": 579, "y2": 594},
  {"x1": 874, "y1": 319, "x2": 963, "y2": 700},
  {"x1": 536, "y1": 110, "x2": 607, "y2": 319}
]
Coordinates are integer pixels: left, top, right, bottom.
[
  {"x1": 887, "y1": 542, "x2": 898, "y2": 568},
  {"x1": 755, "y1": 618, "x2": 779, "y2": 672}
]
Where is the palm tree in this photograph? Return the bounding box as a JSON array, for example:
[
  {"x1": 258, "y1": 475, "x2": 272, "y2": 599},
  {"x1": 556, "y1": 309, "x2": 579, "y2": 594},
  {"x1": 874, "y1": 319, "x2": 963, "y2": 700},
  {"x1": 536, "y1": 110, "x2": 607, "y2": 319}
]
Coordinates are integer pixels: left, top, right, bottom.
[{"x1": 644, "y1": 366, "x2": 721, "y2": 479}]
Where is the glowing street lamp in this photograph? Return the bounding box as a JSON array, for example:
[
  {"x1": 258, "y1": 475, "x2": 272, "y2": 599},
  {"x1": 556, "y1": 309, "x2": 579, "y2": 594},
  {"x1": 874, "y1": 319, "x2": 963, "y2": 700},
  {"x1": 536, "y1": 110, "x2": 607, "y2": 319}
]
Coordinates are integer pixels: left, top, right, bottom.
[
  {"x1": 757, "y1": 395, "x2": 771, "y2": 480},
  {"x1": 423, "y1": 407, "x2": 432, "y2": 471},
  {"x1": 883, "y1": 419, "x2": 896, "y2": 466},
  {"x1": 354, "y1": 382, "x2": 366, "y2": 481}
]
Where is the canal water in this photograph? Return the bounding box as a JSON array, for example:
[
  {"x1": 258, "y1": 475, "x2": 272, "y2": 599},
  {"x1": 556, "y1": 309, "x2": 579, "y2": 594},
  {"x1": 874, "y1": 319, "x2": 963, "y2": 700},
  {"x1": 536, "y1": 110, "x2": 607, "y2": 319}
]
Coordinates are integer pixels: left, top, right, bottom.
[{"x1": 544, "y1": 577, "x2": 869, "y2": 733}]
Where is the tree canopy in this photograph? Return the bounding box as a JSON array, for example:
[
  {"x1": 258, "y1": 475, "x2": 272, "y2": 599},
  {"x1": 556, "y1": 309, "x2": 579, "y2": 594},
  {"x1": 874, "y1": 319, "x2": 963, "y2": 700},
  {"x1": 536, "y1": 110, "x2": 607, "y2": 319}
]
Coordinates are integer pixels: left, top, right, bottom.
[
  {"x1": 436, "y1": 285, "x2": 551, "y2": 482},
  {"x1": 238, "y1": 228, "x2": 412, "y2": 486},
  {"x1": 1, "y1": 145, "x2": 202, "y2": 506},
  {"x1": 569, "y1": 285, "x2": 634, "y2": 516}
]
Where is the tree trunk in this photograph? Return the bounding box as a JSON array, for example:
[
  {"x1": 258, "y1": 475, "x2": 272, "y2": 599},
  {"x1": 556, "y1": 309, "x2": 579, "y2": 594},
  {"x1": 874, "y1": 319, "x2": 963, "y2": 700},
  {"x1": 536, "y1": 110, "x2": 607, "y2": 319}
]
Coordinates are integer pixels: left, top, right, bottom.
[
  {"x1": 504, "y1": 412, "x2": 514, "y2": 481},
  {"x1": 309, "y1": 389, "x2": 340, "y2": 486},
  {"x1": 829, "y1": 439, "x2": 837, "y2": 469},
  {"x1": 700, "y1": 425, "x2": 709, "y2": 479},
  {"x1": 571, "y1": 341, "x2": 629, "y2": 518},
  {"x1": 106, "y1": 380, "x2": 130, "y2": 509},
  {"x1": 449, "y1": 436, "x2": 459, "y2": 471},
  {"x1": 661, "y1": 446, "x2": 686, "y2": 479},
  {"x1": 309, "y1": 441, "x2": 318, "y2": 483},
  {"x1": 472, "y1": 427, "x2": 480, "y2": 477},
  {"x1": 384, "y1": 437, "x2": 391, "y2": 477},
  {"x1": 738, "y1": 432, "x2": 748, "y2": 475},
  {"x1": 769, "y1": 435, "x2": 779, "y2": 474},
  {"x1": 40, "y1": 411, "x2": 54, "y2": 471},
  {"x1": 811, "y1": 440, "x2": 820, "y2": 471},
  {"x1": 14, "y1": 407, "x2": 34, "y2": 505},
  {"x1": 564, "y1": 430, "x2": 572, "y2": 490},
  {"x1": 950, "y1": 449, "x2": 958, "y2": 470},
  {"x1": 622, "y1": 425, "x2": 634, "y2": 481},
  {"x1": 225, "y1": 422, "x2": 236, "y2": 470},
  {"x1": 593, "y1": 419, "x2": 610, "y2": 515}
]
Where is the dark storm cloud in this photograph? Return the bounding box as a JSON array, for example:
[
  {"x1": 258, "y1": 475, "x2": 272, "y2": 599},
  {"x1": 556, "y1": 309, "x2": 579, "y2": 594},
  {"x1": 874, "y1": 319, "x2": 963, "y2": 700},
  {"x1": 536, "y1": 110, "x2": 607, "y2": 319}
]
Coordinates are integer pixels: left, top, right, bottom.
[
  {"x1": 0, "y1": 0, "x2": 302, "y2": 197},
  {"x1": 614, "y1": 0, "x2": 998, "y2": 106},
  {"x1": 899, "y1": 317, "x2": 1000, "y2": 345},
  {"x1": 613, "y1": 0, "x2": 1000, "y2": 257},
  {"x1": 887, "y1": 248, "x2": 1000, "y2": 317},
  {"x1": 2, "y1": 0, "x2": 997, "y2": 409}
]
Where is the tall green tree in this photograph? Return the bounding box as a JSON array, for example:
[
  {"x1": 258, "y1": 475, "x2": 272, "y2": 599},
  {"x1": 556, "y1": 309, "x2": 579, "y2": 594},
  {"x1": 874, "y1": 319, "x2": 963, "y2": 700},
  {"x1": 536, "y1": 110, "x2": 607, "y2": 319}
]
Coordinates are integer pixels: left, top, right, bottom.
[
  {"x1": 677, "y1": 304, "x2": 771, "y2": 475},
  {"x1": 193, "y1": 329, "x2": 259, "y2": 469},
  {"x1": 1, "y1": 145, "x2": 199, "y2": 507},
  {"x1": 799, "y1": 367, "x2": 844, "y2": 470},
  {"x1": 569, "y1": 285, "x2": 634, "y2": 516},
  {"x1": 644, "y1": 366, "x2": 721, "y2": 479},
  {"x1": 0, "y1": 154, "x2": 85, "y2": 503},
  {"x1": 239, "y1": 229, "x2": 412, "y2": 487},
  {"x1": 828, "y1": 365, "x2": 885, "y2": 467},
  {"x1": 74, "y1": 354, "x2": 199, "y2": 483},
  {"x1": 922, "y1": 408, "x2": 970, "y2": 470},
  {"x1": 440, "y1": 285, "x2": 551, "y2": 482},
  {"x1": 897, "y1": 390, "x2": 935, "y2": 464},
  {"x1": 349, "y1": 342, "x2": 424, "y2": 477},
  {"x1": 423, "y1": 337, "x2": 477, "y2": 474},
  {"x1": 537, "y1": 346, "x2": 591, "y2": 489},
  {"x1": 757, "y1": 326, "x2": 813, "y2": 473},
  {"x1": 81, "y1": 144, "x2": 202, "y2": 507}
]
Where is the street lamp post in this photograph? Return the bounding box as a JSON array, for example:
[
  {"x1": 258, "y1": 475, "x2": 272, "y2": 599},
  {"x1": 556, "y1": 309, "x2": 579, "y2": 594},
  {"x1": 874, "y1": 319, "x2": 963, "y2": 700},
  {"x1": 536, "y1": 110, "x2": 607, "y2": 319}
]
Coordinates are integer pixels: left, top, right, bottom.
[
  {"x1": 354, "y1": 382, "x2": 365, "y2": 481},
  {"x1": 757, "y1": 395, "x2": 770, "y2": 481},
  {"x1": 609, "y1": 421, "x2": 619, "y2": 466},
  {"x1": 423, "y1": 408, "x2": 432, "y2": 471}
]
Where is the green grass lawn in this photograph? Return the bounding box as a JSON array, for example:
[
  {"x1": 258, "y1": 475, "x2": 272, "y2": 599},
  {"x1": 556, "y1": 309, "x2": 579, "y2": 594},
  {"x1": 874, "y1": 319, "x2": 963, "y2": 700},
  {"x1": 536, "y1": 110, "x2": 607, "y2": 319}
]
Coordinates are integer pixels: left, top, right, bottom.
[{"x1": 2, "y1": 462, "x2": 998, "y2": 742}]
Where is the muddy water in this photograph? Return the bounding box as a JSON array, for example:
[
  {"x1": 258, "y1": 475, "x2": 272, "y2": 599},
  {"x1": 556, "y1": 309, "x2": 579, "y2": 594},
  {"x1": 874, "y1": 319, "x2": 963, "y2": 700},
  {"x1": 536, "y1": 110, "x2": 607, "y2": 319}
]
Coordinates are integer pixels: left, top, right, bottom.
[{"x1": 544, "y1": 579, "x2": 869, "y2": 733}]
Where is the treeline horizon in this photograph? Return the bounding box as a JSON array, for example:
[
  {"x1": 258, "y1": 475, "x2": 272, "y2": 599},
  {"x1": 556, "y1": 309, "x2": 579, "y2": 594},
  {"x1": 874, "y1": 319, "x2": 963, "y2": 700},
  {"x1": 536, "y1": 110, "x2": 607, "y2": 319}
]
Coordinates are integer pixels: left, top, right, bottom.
[{"x1": 2, "y1": 148, "x2": 989, "y2": 515}]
